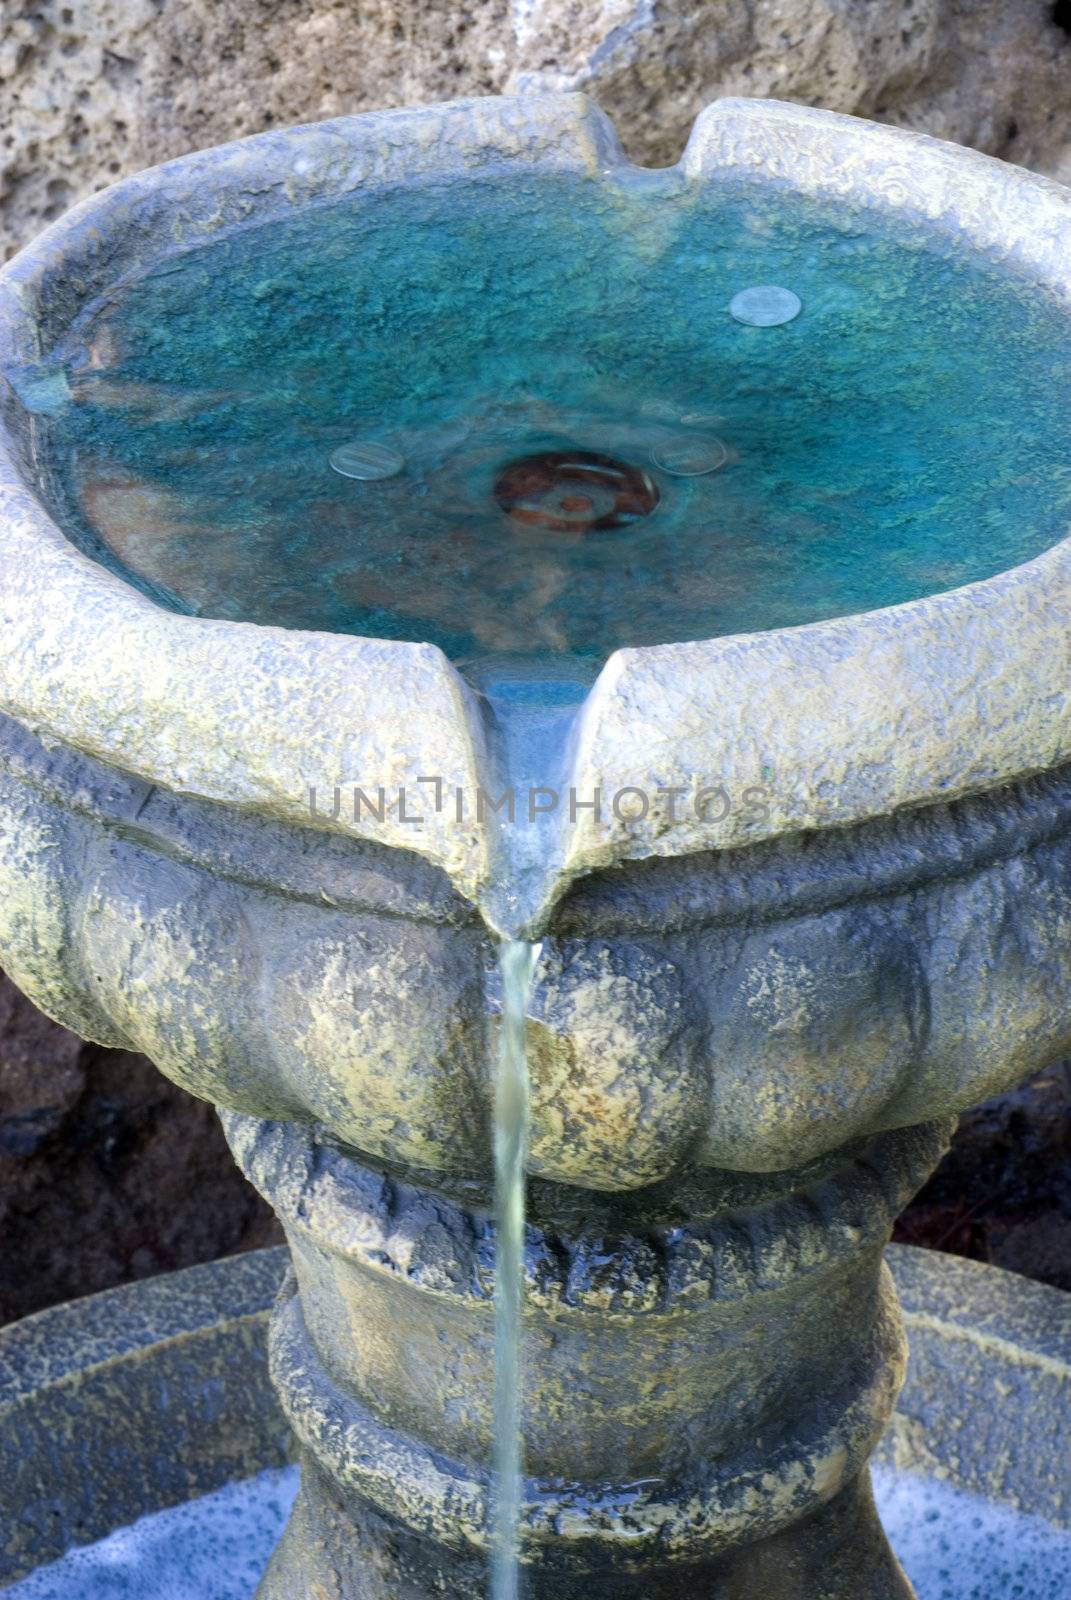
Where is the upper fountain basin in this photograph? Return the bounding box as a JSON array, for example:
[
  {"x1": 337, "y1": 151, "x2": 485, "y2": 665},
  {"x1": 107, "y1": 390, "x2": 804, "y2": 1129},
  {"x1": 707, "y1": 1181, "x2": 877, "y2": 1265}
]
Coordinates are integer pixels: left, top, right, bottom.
[{"x1": 2, "y1": 93, "x2": 1071, "y2": 930}]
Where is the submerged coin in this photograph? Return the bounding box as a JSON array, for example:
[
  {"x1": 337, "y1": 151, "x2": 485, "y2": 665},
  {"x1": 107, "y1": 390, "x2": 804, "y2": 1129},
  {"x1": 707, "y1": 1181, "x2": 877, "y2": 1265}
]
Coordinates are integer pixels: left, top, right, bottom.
[
  {"x1": 650, "y1": 435, "x2": 729, "y2": 477},
  {"x1": 729, "y1": 285, "x2": 802, "y2": 327},
  {"x1": 329, "y1": 440, "x2": 406, "y2": 480}
]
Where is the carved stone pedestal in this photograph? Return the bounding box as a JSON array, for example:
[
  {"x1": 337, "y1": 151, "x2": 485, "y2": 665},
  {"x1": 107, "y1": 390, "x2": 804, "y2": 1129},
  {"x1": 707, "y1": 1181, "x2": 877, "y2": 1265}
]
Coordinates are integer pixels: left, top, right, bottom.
[
  {"x1": 5, "y1": 84, "x2": 1071, "y2": 1600},
  {"x1": 227, "y1": 1114, "x2": 949, "y2": 1600}
]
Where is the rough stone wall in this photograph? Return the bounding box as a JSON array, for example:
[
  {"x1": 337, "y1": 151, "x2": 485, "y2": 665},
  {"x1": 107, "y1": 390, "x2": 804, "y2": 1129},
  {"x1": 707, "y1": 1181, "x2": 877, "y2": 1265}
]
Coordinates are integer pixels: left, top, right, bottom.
[
  {"x1": 2, "y1": 0, "x2": 1070, "y2": 260},
  {"x1": 0, "y1": 969, "x2": 281, "y2": 1325}
]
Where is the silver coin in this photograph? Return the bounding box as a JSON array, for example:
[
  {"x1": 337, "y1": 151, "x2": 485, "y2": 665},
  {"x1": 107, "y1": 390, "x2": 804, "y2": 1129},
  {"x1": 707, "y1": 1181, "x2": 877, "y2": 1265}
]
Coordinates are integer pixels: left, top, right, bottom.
[
  {"x1": 329, "y1": 440, "x2": 406, "y2": 480},
  {"x1": 651, "y1": 434, "x2": 729, "y2": 477},
  {"x1": 729, "y1": 285, "x2": 802, "y2": 327}
]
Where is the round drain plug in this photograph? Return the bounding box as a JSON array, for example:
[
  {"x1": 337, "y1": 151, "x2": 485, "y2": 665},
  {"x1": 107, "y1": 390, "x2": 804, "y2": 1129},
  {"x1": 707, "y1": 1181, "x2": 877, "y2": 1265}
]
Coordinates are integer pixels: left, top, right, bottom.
[{"x1": 494, "y1": 449, "x2": 659, "y2": 532}]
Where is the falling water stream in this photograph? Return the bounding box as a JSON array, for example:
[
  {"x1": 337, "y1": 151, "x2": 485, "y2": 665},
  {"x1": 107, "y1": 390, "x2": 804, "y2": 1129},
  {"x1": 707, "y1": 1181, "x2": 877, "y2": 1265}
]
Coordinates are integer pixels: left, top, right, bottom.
[
  {"x1": 490, "y1": 939, "x2": 540, "y2": 1600},
  {"x1": 11, "y1": 161, "x2": 1071, "y2": 1600},
  {"x1": 478, "y1": 665, "x2": 585, "y2": 1600}
]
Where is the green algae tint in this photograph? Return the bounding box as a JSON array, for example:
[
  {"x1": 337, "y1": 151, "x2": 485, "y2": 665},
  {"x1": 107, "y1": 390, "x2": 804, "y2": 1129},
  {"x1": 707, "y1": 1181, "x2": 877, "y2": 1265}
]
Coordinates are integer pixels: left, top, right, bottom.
[
  {"x1": 13, "y1": 159, "x2": 1071, "y2": 1600},
  {"x1": 23, "y1": 167, "x2": 1071, "y2": 677}
]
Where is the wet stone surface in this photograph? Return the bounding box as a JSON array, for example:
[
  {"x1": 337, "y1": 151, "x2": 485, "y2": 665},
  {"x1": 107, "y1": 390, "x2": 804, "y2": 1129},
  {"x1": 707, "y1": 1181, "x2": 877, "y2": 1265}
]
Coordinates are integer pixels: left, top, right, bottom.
[
  {"x1": 7, "y1": 1463, "x2": 1071, "y2": 1600},
  {"x1": 1, "y1": 946, "x2": 1066, "y2": 1324}
]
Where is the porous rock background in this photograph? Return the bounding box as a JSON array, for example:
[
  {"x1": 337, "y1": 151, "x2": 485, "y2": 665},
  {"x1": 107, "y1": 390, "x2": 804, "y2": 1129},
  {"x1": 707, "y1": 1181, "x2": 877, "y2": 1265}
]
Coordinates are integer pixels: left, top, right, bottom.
[
  {"x1": 2, "y1": 0, "x2": 1071, "y2": 260},
  {"x1": 1, "y1": 2, "x2": 1070, "y2": 1320},
  {"x1": 0, "y1": 970, "x2": 281, "y2": 1324}
]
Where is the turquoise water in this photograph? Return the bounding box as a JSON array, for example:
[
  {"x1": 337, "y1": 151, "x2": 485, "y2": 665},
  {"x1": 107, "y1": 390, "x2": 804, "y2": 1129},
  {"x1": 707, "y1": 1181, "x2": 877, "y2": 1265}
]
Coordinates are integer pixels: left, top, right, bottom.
[
  {"x1": 16, "y1": 167, "x2": 1071, "y2": 672},
  {"x1": 9, "y1": 169, "x2": 1071, "y2": 1600}
]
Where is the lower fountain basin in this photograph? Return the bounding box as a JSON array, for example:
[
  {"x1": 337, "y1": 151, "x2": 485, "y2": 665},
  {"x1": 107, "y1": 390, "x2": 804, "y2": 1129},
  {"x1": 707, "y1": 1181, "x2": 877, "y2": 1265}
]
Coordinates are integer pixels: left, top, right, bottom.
[{"x1": 0, "y1": 1246, "x2": 1066, "y2": 1598}]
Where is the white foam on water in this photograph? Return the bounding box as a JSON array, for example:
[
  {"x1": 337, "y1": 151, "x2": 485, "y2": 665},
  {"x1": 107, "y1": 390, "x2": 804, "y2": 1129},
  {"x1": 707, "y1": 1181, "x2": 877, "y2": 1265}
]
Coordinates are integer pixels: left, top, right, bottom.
[
  {"x1": 872, "y1": 1468, "x2": 1071, "y2": 1600},
  {"x1": 7, "y1": 1444, "x2": 1071, "y2": 1600}
]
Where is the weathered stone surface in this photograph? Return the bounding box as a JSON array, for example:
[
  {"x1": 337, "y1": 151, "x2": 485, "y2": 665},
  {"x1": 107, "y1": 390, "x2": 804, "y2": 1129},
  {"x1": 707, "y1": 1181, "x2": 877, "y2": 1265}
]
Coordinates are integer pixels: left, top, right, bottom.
[
  {"x1": 876, "y1": 1245, "x2": 1071, "y2": 1525},
  {"x1": 2, "y1": 1, "x2": 1071, "y2": 262},
  {"x1": 509, "y1": 0, "x2": 1071, "y2": 175},
  {"x1": 233, "y1": 1114, "x2": 944, "y2": 1596},
  {"x1": 0, "y1": 699, "x2": 1059, "y2": 1594},
  {"x1": 2, "y1": 710, "x2": 1069, "y2": 1188},
  {"x1": 6, "y1": 96, "x2": 1071, "y2": 933},
  {"x1": 2, "y1": 1242, "x2": 1067, "y2": 1584},
  {"x1": 3, "y1": 91, "x2": 1071, "y2": 1599},
  {"x1": 0, "y1": 1248, "x2": 293, "y2": 1583}
]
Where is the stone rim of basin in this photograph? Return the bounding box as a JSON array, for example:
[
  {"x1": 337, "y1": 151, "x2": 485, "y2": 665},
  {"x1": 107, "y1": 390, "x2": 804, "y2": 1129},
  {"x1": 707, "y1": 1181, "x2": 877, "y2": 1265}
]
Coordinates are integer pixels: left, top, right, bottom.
[{"x1": 2, "y1": 92, "x2": 1071, "y2": 932}]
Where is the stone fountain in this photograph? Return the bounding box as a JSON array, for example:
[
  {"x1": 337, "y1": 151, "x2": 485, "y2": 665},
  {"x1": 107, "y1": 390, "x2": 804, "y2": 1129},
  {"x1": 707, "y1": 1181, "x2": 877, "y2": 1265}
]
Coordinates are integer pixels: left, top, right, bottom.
[{"x1": 0, "y1": 93, "x2": 1069, "y2": 1598}]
